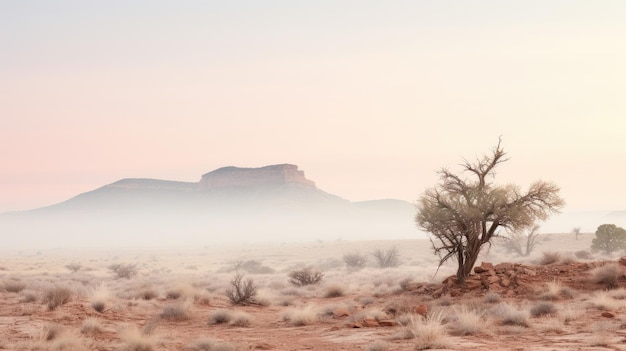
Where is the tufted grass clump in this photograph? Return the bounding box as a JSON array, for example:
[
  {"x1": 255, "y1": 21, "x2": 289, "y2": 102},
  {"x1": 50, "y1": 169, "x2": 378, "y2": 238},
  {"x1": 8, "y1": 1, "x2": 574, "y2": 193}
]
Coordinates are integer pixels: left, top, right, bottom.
[{"x1": 43, "y1": 287, "x2": 72, "y2": 310}]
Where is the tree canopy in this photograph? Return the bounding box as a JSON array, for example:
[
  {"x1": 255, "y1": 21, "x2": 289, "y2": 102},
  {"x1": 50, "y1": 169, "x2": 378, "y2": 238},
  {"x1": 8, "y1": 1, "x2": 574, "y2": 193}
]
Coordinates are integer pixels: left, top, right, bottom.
[
  {"x1": 415, "y1": 140, "x2": 564, "y2": 283},
  {"x1": 591, "y1": 224, "x2": 626, "y2": 254}
]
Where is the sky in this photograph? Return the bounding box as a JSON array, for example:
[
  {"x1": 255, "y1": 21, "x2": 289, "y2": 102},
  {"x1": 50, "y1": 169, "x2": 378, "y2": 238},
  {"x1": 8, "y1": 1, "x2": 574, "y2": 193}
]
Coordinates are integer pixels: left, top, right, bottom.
[{"x1": 1, "y1": 1, "x2": 625, "y2": 214}]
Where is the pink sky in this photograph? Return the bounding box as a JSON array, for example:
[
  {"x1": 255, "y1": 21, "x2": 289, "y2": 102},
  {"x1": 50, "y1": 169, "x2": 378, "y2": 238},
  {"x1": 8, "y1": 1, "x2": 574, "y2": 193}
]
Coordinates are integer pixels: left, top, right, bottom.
[{"x1": 1, "y1": 1, "x2": 625, "y2": 214}]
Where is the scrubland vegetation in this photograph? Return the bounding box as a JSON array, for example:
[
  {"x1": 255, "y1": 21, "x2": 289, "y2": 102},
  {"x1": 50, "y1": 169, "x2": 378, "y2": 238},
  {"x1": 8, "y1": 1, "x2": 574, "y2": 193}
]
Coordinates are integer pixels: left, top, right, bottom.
[{"x1": 1, "y1": 232, "x2": 626, "y2": 350}]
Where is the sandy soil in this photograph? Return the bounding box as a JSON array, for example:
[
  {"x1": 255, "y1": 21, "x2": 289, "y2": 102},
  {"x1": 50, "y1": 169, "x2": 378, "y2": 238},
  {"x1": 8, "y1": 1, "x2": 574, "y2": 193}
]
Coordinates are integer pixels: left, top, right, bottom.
[{"x1": 1, "y1": 234, "x2": 626, "y2": 350}]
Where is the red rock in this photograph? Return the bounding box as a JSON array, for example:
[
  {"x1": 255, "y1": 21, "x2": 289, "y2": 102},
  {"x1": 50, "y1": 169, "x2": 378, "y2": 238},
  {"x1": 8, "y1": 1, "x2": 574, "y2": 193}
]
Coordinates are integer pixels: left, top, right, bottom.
[
  {"x1": 333, "y1": 308, "x2": 350, "y2": 318},
  {"x1": 465, "y1": 280, "x2": 483, "y2": 290},
  {"x1": 474, "y1": 266, "x2": 488, "y2": 274},
  {"x1": 450, "y1": 289, "x2": 462, "y2": 297},
  {"x1": 379, "y1": 319, "x2": 397, "y2": 327},
  {"x1": 414, "y1": 304, "x2": 428, "y2": 316},
  {"x1": 619, "y1": 257, "x2": 626, "y2": 266},
  {"x1": 500, "y1": 278, "x2": 511, "y2": 287},
  {"x1": 363, "y1": 318, "x2": 379, "y2": 327},
  {"x1": 601, "y1": 312, "x2": 615, "y2": 318},
  {"x1": 480, "y1": 262, "x2": 494, "y2": 270},
  {"x1": 442, "y1": 275, "x2": 457, "y2": 285}
]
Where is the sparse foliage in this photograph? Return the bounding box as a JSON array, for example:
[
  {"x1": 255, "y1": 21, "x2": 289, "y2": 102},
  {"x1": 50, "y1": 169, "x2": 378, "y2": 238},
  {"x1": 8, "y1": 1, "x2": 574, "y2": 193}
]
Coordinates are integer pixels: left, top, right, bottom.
[
  {"x1": 288, "y1": 267, "x2": 324, "y2": 286},
  {"x1": 108, "y1": 263, "x2": 138, "y2": 279},
  {"x1": 538, "y1": 251, "x2": 561, "y2": 265},
  {"x1": 43, "y1": 287, "x2": 72, "y2": 310},
  {"x1": 591, "y1": 263, "x2": 623, "y2": 289},
  {"x1": 591, "y1": 224, "x2": 626, "y2": 254},
  {"x1": 371, "y1": 247, "x2": 401, "y2": 268},
  {"x1": 65, "y1": 262, "x2": 82, "y2": 272},
  {"x1": 343, "y1": 251, "x2": 368, "y2": 270},
  {"x1": 502, "y1": 225, "x2": 541, "y2": 257},
  {"x1": 225, "y1": 273, "x2": 257, "y2": 305},
  {"x1": 572, "y1": 227, "x2": 581, "y2": 240},
  {"x1": 416, "y1": 140, "x2": 564, "y2": 282}
]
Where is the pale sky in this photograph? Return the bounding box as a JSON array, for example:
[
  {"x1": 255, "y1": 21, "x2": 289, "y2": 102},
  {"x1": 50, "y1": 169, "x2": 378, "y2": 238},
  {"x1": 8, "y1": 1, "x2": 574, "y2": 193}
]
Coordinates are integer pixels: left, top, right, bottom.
[{"x1": 1, "y1": 1, "x2": 625, "y2": 214}]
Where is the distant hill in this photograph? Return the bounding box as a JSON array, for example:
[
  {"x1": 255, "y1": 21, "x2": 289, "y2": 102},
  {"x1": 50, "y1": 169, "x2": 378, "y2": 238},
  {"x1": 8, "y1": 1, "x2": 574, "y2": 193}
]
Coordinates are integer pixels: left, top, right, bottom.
[{"x1": 0, "y1": 164, "x2": 419, "y2": 248}]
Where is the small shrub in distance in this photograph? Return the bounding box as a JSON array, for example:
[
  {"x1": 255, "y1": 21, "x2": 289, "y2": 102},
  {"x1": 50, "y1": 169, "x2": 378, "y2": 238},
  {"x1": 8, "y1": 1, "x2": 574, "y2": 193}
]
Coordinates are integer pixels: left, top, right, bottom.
[
  {"x1": 119, "y1": 327, "x2": 156, "y2": 351},
  {"x1": 323, "y1": 284, "x2": 345, "y2": 298},
  {"x1": 226, "y1": 273, "x2": 257, "y2": 305},
  {"x1": 160, "y1": 299, "x2": 193, "y2": 321},
  {"x1": 538, "y1": 251, "x2": 561, "y2": 265},
  {"x1": 591, "y1": 263, "x2": 623, "y2": 289},
  {"x1": 530, "y1": 302, "x2": 557, "y2": 317},
  {"x1": 288, "y1": 267, "x2": 324, "y2": 287},
  {"x1": 575, "y1": 250, "x2": 593, "y2": 260},
  {"x1": 451, "y1": 306, "x2": 486, "y2": 335},
  {"x1": 108, "y1": 263, "x2": 138, "y2": 279},
  {"x1": 81, "y1": 318, "x2": 105, "y2": 335},
  {"x1": 484, "y1": 292, "x2": 501, "y2": 304},
  {"x1": 43, "y1": 287, "x2": 72, "y2": 310},
  {"x1": 189, "y1": 338, "x2": 236, "y2": 351},
  {"x1": 343, "y1": 251, "x2": 368, "y2": 270},
  {"x1": 3, "y1": 279, "x2": 26, "y2": 293},
  {"x1": 208, "y1": 310, "x2": 233, "y2": 325},
  {"x1": 371, "y1": 247, "x2": 400, "y2": 268},
  {"x1": 65, "y1": 263, "x2": 82, "y2": 272},
  {"x1": 40, "y1": 323, "x2": 62, "y2": 341}
]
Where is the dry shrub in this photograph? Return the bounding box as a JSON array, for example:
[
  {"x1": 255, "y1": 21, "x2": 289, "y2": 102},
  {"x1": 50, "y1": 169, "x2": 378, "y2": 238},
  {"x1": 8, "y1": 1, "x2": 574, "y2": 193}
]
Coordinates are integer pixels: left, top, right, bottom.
[
  {"x1": 288, "y1": 267, "x2": 324, "y2": 287},
  {"x1": 591, "y1": 263, "x2": 623, "y2": 289},
  {"x1": 226, "y1": 274, "x2": 257, "y2": 305},
  {"x1": 530, "y1": 301, "x2": 557, "y2": 317},
  {"x1": 490, "y1": 303, "x2": 529, "y2": 327},
  {"x1": 323, "y1": 284, "x2": 345, "y2": 298},
  {"x1": 65, "y1": 263, "x2": 82, "y2": 272},
  {"x1": 136, "y1": 289, "x2": 158, "y2": 300},
  {"x1": 108, "y1": 263, "x2": 138, "y2": 279},
  {"x1": 538, "y1": 251, "x2": 561, "y2": 265},
  {"x1": 90, "y1": 285, "x2": 110, "y2": 313},
  {"x1": 44, "y1": 287, "x2": 72, "y2": 310},
  {"x1": 160, "y1": 299, "x2": 193, "y2": 321},
  {"x1": 20, "y1": 291, "x2": 38, "y2": 303},
  {"x1": 450, "y1": 306, "x2": 486, "y2": 335},
  {"x1": 189, "y1": 338, "x2": 236, "y2": 351},
  {"x1": 3, "y1": 279, "x2": 27, "y2": 293},
  {"x1": 281, "y1": 305, "x2": 318, "y2": 326},
  {"x1": 588, "y1": 291, "x2": 623, "y2": 310},
  {"x1": 208, "y1": 309, "x2": 232, "y2": 324},
  {"x1": 40, "y1": 323, "x2": 62, "y2": 341},
  {"x1": 120, "y1": 327, "x2": 157, "y2": 351},
  {"x1": 229, "y1": 311, "x2": 252, "y2": 327},
  {"x1": 80, "y1": 318, "x2": 104, "y2": 335},
  {"x1": 575, "y1": 250, "x2": 593, "y2": 260},
  {"x1": 371, "y1": 247, "x2": 401, "y2": 268},
  {"x1": 343, "y1": 251, "x2": 368, "y2": 271},
  {"x1": 484, "y1": 292, "x2": 501, "y2": 304},
  {"x1": 401, "y1": 312, "x2": 449, "y2": 350},
  {"x1": 538, "y1": 281, "x2": 576, "y2": 300}
]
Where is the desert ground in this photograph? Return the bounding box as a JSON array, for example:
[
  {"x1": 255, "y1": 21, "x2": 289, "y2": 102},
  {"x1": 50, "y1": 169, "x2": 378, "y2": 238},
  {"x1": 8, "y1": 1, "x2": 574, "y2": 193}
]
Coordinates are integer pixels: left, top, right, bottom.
[{"x1": 2, "y1": 233, "x2": 626, "y2": 351}]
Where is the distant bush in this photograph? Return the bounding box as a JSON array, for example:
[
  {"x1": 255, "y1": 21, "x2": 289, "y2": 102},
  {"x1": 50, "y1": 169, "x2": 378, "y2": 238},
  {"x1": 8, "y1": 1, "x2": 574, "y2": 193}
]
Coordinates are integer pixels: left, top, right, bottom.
[
  {"x1": 575, "y1": 250, "x2": 593, "y2": 260},
  {"x1": 530, "y1": 302, "x2": 557, "y2": 317},
  {"x1": 189, "y1": 338, "x2": 236, "y2": 351},
  {"x1": 65, "y1": 263, "x2": 82, "y2": 273},
  {"x1": 591, "y1": 224, "x2": 626, "y2": 254},
  {"x1": 108, "y1": 263, "x2": 138, "y2": 279},
  {"x1": 3, "y1": 279, "x2": 26, "y2": 293},
  {"x1": 343, "y1": 251, "x2": 368, "y2": 270},
  {"x1": 43, "y1": 287, "x2": 71, "y2": 310},
  {"x1": 222, "y1": 259, "x2": 274, "y2": 274},
  {"x1": 371, "y1": 247, "x2": 400, "y2": 268},
  {"x1": 591, "y1": 263, "x2": 623, "y2": 289},
  {"x1": 226, "y1": 274, "x2": 257, "y2": 305},
  {"x1": 538, "y1": 252, "x2": 561, "y2": 265},
  {"x1": 288, "y1": 267, "x2": 324, "y2": 286},
  {"x1": 160, "y1": 300, "x2": 193, "y2": 321},
  {"x1": 323, "y1": 284, "x2": 345, "y2": 298},
  {"x1": 208, "y1": 309, "x2": 233, "y2": 324}
]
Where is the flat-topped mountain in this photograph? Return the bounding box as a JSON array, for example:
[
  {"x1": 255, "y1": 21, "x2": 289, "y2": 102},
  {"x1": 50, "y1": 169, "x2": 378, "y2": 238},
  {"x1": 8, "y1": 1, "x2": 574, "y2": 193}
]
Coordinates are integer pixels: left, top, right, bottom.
[{"x1": 0, "y1": 164, "x2": 417, "y2": 248}]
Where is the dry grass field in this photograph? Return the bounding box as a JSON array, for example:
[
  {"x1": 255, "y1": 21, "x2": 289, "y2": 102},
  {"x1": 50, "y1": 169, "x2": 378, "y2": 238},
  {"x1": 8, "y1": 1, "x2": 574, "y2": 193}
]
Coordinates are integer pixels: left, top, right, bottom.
[{"x1": 2, "y1": 233, "x2": 626, "y2": 350}]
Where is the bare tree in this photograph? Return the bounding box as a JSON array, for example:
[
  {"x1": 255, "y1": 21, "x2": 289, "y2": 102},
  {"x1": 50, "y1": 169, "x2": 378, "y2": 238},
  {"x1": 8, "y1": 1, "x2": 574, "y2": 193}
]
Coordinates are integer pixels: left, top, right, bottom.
[
  {"x1": 371, "y1": 247, "x2": 401, "y2": 268},
  {"x1": 572, "y1": 227, "x2": 581, "y2": 240},
  {"x1": 501, "y1": 225, "x2": 541, "y2": 257},
  {"x1": 415, "y1": 140, "x2": 564, "y2": 283}
]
